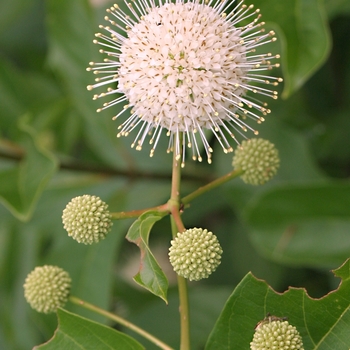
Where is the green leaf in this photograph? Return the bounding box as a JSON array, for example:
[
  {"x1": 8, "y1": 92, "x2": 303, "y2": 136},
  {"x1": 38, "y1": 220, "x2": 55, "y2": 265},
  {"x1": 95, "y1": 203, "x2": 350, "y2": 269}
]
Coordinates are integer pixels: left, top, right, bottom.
[
  {"x1": 126, "y1": 211, "x2": 168, "y2": 303},
  {"x1": 125, "y1": 286, "x2": 231, "y2": 350},
  {"x1": 46, "y1": 0, "x2": 126, "y2": 168},
  {"x1": 0, "y1": 114, "x2": 57, "y2": 221},
  {"x1": 35, "y1": 308, "x2": 144, "y2": 350},
  {"x1": 206, "y1": 259, "x2": 350, "y2": 349},
  {"x1": 243, "y1": 181, "x2": 350, "y2": 267},
  {"x1": 325, "y1": 0, "x2": 350, "y2": 19},
  {"x1": 0, "y1": 0, "x2": 37, "y2": 35},
  {"x1": 0, "y1": 57, "x2": 60, "y2": 136},
  {"x1": 248, "y1": 0, "x2": 331, "y2": 97}
]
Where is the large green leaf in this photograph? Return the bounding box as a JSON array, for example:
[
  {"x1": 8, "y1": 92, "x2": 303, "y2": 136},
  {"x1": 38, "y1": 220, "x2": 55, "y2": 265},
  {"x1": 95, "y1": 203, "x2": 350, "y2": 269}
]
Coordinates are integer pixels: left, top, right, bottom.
[
  {"x1": 0, "y1": 114, "x2": 57, "y2": 221},
  {"x1": 243, "y1": 181, "x2": 350, "y2": 267},
  {"x1": 46, "y1": 0, "x2": 126, "y2": 168},
  {"x1": 126, "y1": 211, "x2": 168, "y2": 303},
  {"x1": 206, "y1": 259, "x2": 350, "y2": 349},
  {"x1": 0, "y1": 57, "x2": 60, "y2": 136},
  {"x1": 0, "y1": 0, "x2": 37, "y2": 34},
  {"x1": 35, "y1": 308, "x2": 144, "y2": 350},
  {"x1": 325, "y1": 0, "x2": 350, "y2": 19},
  {"x1": 247, "y1": 0, "x2": 331, "y2": 97}
]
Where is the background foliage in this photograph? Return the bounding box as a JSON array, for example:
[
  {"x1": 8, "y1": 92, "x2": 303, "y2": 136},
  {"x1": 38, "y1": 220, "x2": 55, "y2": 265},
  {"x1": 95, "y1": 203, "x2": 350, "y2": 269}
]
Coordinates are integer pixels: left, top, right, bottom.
[{"x1": 0, "y1": 0, "x2": 350, "y2": 349}]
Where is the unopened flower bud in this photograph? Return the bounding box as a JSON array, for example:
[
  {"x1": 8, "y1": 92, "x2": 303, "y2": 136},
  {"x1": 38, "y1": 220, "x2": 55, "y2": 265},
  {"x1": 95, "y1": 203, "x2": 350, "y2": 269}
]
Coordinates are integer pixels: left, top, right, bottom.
[
  {"x1": 24, "y1": 265, "x2": 71, "y2": 314},
  {"x1": 169, "y1": 228, "x2": 222, "y2": 281},
  {"x1": 62, "y1": 195, "x2": 112, "y2": 244},
  {"x1": 232, "y1": 138, "x2": 280, "y2": 185},
  {"x1": 251, "y1": 319, "x2": 304, "y2": 350}
]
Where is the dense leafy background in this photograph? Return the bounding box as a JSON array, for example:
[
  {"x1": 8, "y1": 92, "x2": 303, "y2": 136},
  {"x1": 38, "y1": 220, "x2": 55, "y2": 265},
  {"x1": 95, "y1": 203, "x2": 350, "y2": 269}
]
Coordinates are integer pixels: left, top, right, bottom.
[{"x1": 0, "y1": 0, "x2": 349, "y2": 349}]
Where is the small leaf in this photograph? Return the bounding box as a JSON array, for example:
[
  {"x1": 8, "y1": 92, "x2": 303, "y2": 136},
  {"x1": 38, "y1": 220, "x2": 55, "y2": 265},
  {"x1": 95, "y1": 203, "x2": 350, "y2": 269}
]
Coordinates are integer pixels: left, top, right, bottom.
[
  {"x1": 35, "y1": 308, "x2": 144, "y2": 350},
  {"x1": 206, "y1": 259, "x2": 350, "y2": 349},
  {"x1": 0, "y1": 114, "x2": 57, "y2": 221},
  {"x1": 126, "y1": 211, "x2": 168, "y2": 303}
]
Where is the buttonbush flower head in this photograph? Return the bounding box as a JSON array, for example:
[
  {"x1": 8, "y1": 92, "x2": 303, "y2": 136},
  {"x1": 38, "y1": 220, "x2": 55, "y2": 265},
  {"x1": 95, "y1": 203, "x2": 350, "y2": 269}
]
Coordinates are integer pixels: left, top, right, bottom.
[
  {"x1": 62, "y1": 195, "x2": 113, "y2": 244},
  {"x1": 169, "y1": 227, "x2": 222, "y2": 281},
  {"x1": 251, "y1": 319, "x2": 304, "y2": 350},
  {"x1": 24, "y1": 265, "x2": 71, "y2": 314},
  {"x1": 232, "y1": 138, "x2": 279, "y2": 185},
  {"x1": 87, "y1": 0, "x2": 281, "y2": 166}
]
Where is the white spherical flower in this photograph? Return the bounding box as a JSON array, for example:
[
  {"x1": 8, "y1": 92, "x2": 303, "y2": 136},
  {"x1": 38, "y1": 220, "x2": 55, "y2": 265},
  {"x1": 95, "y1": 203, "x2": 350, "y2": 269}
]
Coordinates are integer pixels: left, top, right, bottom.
[{"x1": 88, "y1": 0, "x2": 282, "y2": 166}]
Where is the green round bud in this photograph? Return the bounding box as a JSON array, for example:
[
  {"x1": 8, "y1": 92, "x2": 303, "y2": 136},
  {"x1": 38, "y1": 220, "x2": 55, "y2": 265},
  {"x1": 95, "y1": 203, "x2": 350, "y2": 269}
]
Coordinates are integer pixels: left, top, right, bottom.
[
  {"x1": 24, "y1": 265, "x2": 71, "y2": 314},
  {"x1": 232, "y1": 138, "x2": 280, "y2": 185},
  {"x1": 250, "y1": 320, "x2": 304, "y2": 350},
  {"x1": 62, "y1": 195, "x2": 112, "y2": 244},
  {"x1": 169, "y1": 228, "x2": 223, "y2": 281}
]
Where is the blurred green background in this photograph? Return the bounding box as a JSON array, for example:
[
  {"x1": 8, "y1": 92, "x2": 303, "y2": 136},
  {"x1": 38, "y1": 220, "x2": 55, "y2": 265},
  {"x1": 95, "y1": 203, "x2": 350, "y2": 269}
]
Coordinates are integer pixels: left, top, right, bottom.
[{"x1": 1, "y1": 0, "x2": 350, "y2": 349}]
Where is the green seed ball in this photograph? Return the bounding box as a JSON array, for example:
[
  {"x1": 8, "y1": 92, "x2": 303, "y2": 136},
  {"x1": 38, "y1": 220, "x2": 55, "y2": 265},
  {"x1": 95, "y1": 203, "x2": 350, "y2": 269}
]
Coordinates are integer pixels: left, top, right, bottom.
[
  {"x1": 62, "y1": 195, "x2": 113, "y2": 244},
  {"x1": 169, "y1": 228, "x2": 223, "y2": 281},
  {"x1": 251, "y1": 320, "x2": 304, "y2": 350},
  {"x1": 232, "y1": 138, "x2": 280, "y2": 185},
  {"x1": 24, "y1": 265, "x2": 71, "y2": 314}
]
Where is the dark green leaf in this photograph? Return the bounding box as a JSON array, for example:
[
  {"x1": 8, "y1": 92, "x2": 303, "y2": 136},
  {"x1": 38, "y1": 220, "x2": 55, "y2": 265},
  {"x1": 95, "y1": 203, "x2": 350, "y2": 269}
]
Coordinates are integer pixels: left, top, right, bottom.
[
  {"x1": 35, "y1": 308, "x2": 144, "y2": 350},
  {"x1": 325, "y1": 0, "x2": 350, "y2": 19},
  {"x1": 0, "y1": 0, "x2": 37, "y2": 34},
  {"x1": 206, "y1": 259, "x2": 350, "y2": 349},
  {"x1": 125, "y1": 286, "x2": 231, "y2": 350},
  {"x1": 247, "y1": 0, "x2": 331, "y2": 97},
  {"x1": 0, "y1": 57, "x2": 60, "y2": 136},
  {"x1": 126, "y1": 211, "x2": 168, "y2": 303},
  {"x1": 0, "y1": 114, "x2": 57, "y2": 221},
  {"x1": 46, "y1": 0, "x2": 126, "y2": 168},
  {"x1": 243, "y1": 181, "x2": 350, "y2": 267}
]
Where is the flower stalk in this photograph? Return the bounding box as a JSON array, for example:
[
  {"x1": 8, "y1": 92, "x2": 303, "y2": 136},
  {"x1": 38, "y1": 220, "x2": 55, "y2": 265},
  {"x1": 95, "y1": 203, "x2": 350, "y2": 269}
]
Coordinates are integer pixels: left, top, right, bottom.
[
  {"x1": 111, "y1": 203, "x2": 169, "y2": 220},
  {"x1": 169, "y1": 137, "x2": 190, "y2": 350},
  {"x1": 69, "y1": 296, "x2": 173, "y2": 350},
  {"x1": 182, "y1": 168, "x2": 244, "y2": 205}
]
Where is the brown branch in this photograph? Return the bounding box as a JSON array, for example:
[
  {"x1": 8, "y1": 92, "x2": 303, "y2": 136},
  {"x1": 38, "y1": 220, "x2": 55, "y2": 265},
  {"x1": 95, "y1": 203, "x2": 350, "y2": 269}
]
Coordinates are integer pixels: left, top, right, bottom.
[{"x1": 0, "y1": 148, "x2": 213, "y2": 183}]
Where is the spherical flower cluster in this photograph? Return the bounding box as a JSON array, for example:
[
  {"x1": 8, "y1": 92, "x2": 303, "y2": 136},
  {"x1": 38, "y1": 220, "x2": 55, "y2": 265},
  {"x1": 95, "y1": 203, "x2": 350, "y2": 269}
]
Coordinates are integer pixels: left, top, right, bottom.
[
  {"x1": 24, "y1": 265, "x2": 71, "y2": 314},
  {"x1": 250, "y1": 320, "x2": 304, "y2": 350},
  {"x1": 232, "y1": 138, "x2": 279, "y2": 185},
  {"x1": 62, "y1": 195, "x2": 112, "y2": 244},
  {"x1": 169, "y1": 227, "x2": 222, "y2": 281},
  {"x1": 87, "y1": 0, "x2": 282, "y2": 166}
]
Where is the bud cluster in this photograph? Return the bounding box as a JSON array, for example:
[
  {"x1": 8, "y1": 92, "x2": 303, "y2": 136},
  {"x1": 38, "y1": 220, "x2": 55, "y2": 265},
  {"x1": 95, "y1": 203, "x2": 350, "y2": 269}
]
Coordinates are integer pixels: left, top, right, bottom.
[
  {"x1": 62, "y1": 195, "x2": 112, "y2": 244},
  {"x1": 24, "y1": 265, "x2": 71, "y2": 314},
  {"x1": 169, "y1": 228, "x2": 222, "y2": 281},
  {"x1": 232, "y1": 138, "x2": 280, "y2": 185},
  {"x1": 251, "y1": 319, "x2": 304, "y2": 350}
]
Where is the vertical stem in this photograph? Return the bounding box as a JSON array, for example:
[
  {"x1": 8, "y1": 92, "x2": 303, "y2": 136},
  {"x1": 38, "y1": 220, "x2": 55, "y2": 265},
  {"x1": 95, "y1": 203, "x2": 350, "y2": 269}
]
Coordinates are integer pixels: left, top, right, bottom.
[
  {"x1": 170, "y1": 217, "x2": 190, "y2": 350},
  {"x1": 169, "y1": 134, "x2": 190, "y2": 350}
]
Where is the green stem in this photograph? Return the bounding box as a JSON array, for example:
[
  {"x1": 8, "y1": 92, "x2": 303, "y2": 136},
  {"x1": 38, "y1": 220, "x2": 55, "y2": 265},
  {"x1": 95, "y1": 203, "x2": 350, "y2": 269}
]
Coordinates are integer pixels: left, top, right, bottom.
[
  {"x1": 168, "y1": 135, "x2": 190, "y2": 350},
  {"x1": 170, "y1": 217, "x2": 190, "y2": 350},
  {"x1": 181, "y1": 168, "x2": 244, "y2": 205},
  {"x1": 111, "y1": 203, "x2": 169, "y2": 220},
  {"x1": 69, "y1": 296, "x2": 174, "y2": 350}
]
